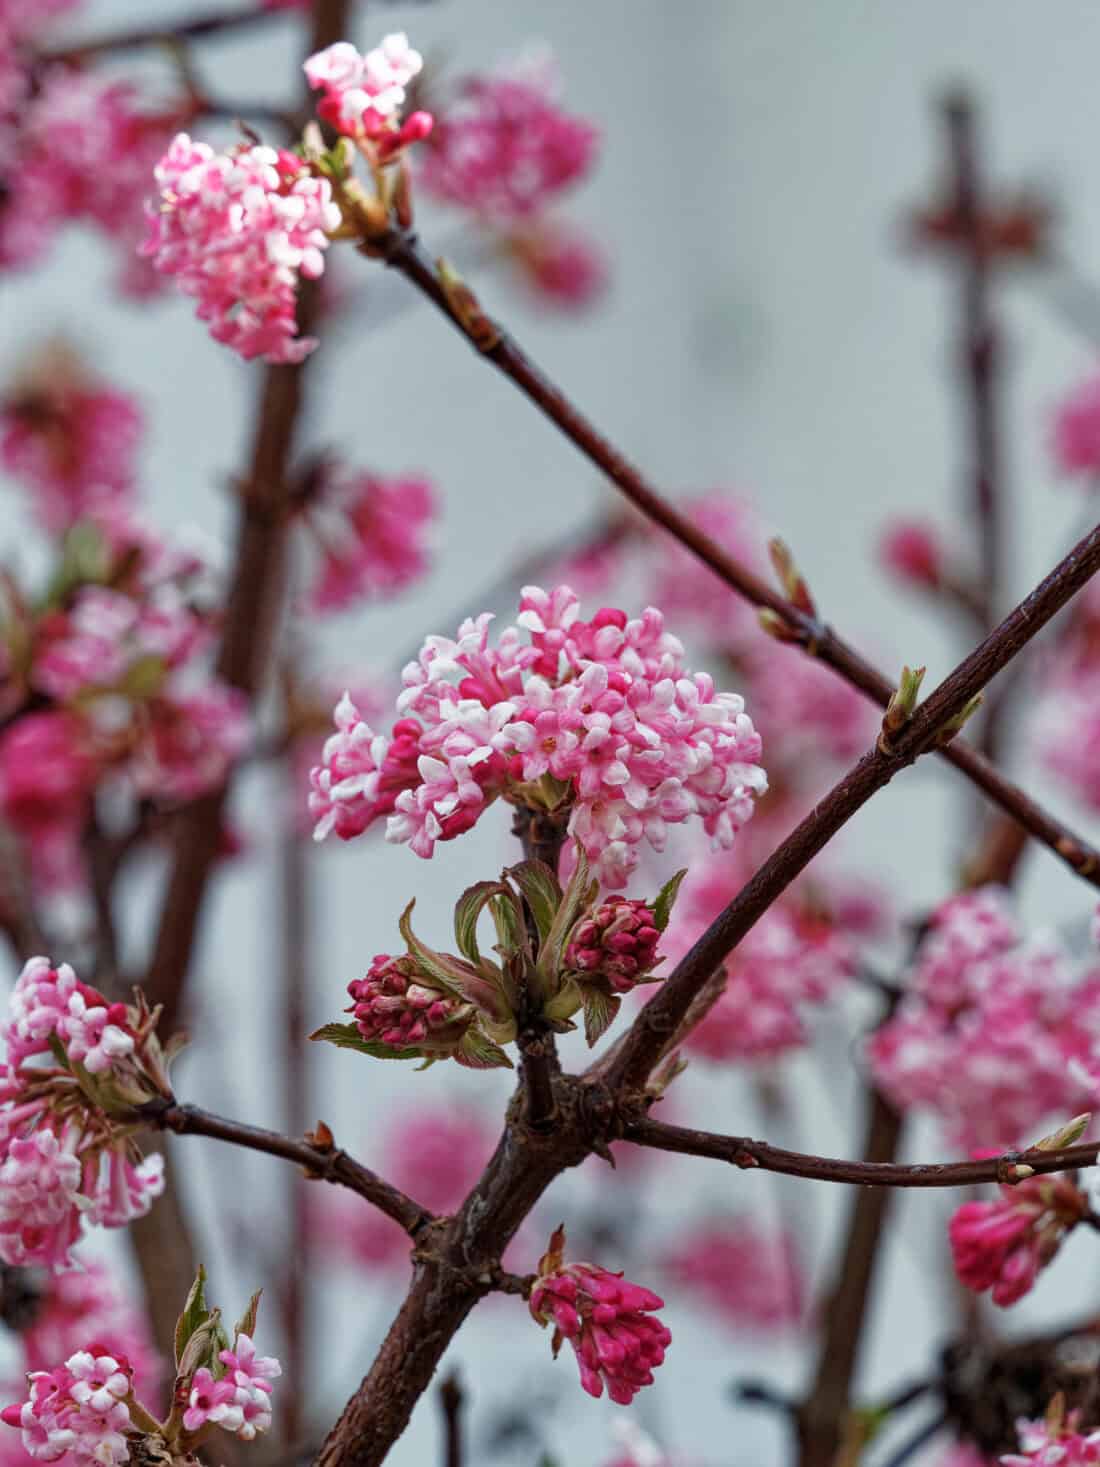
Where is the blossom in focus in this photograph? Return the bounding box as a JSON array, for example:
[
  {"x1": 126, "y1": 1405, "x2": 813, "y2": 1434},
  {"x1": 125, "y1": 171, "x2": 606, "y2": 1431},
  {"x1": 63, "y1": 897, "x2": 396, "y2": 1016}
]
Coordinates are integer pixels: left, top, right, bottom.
[
  {"x1": 419, "y1": 53, "x2": 599, "y2": 222},
  {"x1": 346, "y1": 953, "x2": 476, "y2": 1056},
  {"x1": 868, "y1": 888, "x2": 1100, "y2": 1150},
  {"x1": 310, "y1": 585, "x2": 766, "y2": 888},
  {"x1": 0, "y1": 352, "x2": 141, "y2": 534},
  {"x1": 1, "y1": 1352, "x2": 133, "y2": 1466},
  {"x1": 661, "y1": 1218, "x2": 803, "y2": 1332},
  {"x1": 565, "y1": 898, "x2": 662, "y2": 993},
  {"x1": 0, "y1": 957, "x2": 169, "y2": 1268},
  {"x1": 21, "y1": 1263, "x2": 159, "y2": 1395},
  {"x1": 879, "y1": 518, "x2": 944, "y2": 588},
  {"x1": 1051, "y1": 372, "x2": 1100, "y2": 480},
  {"x1": 142, "y1": 135, "x2": 341, "y2": 364},
  {"x1": 529, "y1": 1227, "x2": 671, "y2": 1405},
  {"x1": 303, "y1": 467, "x2": 437, "y2": 613},
  {"x1": 949, "y1": 1173, "x2": 1085, "y2": 1307},
  {"x1": 303, "y1": 35, "x2": 431, "y2": 152}
]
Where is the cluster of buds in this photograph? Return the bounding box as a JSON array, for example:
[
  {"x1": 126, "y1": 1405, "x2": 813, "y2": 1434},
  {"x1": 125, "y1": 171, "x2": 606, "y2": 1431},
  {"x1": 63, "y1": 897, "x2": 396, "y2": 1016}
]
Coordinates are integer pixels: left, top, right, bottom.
[
  {"x1": 0, "y1": 957, "x2": 176, "y2": 1269},
  {"x1": 949, "y1": 1133, "x2": 1089, "y2": 1307},
  {"x1": 1, "y1": 1269, "x2": 280, "y2": 1466},
  {"x1": 529, "y1": 1226, "x2": 672, "y2": 1404},
  {"x1": 314, "y1": 843, "x2": 680, "y2": 1067}
]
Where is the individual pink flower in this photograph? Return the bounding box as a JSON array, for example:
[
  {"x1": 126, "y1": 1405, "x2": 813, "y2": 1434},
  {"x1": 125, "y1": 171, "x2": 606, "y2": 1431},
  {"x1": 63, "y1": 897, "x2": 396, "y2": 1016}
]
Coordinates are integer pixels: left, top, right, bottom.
[
  {"x1": 566, "y1": 899, "x2": 661, "y2": 992},
  {"x1": 419, "y1": 53, "x2": 599, "y2": 222},
  {"x1": 949, "y1": 1173, "x2": 1085, "y2": 1307},
  {"x1": 312, "y1": 585, "x2": 766, "y2": 888},
  {"x1": 142, "y1": 135, "x2": 341, "y2": 364},
  {"x1": 303, "y1": 467, "x2": 436, "y2": 613},
  {"x1": 1051, "y1": 371, "x2": 1100, "y2": 480},
  {"x1": 661, "y1": 1218, "x2": 803, "y2": 1332},
  {"x1": 879, "y1": 518, "x2": 944, "y2": 588},
  {"x1": 182, "y1": 1369, "x2": 242, "y2": 1435},
  {"x1": 529, "y1": 1227, "x2": 671, "y2": 1405},
  {"x1": 0, "y1": 365, "x2": 141, "y2": 535},
  {"x1": 304, "y1": 35, "x2": 431, "y2": 152}
]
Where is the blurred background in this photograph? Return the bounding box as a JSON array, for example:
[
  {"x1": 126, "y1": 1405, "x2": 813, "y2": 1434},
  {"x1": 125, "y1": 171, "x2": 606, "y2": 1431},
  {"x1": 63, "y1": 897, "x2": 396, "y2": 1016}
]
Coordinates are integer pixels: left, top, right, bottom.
[{"x1": 5, "y1": 3, "x2": 1100, "y2": 1465}]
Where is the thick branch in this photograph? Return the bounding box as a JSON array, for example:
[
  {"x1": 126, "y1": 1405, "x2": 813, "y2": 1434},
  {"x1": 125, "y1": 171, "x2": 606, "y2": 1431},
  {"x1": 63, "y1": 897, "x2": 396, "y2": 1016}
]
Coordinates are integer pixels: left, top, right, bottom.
[
  {"x1": 605, "y1": 520, "x2": 1100, "y2": 1090},
  {"x1": 376, "y1": 230, "x2": 1100, "y2": 889},
  {"x1": 510, "y1": 805, "x2": 570, "y2": 1130},
  {"x1": 622, "y1": 1114, "x2": 1100, "y2": 1189},
  {"x1": 143, "y1": 1100, "x2": 432, "y2": 1236}
]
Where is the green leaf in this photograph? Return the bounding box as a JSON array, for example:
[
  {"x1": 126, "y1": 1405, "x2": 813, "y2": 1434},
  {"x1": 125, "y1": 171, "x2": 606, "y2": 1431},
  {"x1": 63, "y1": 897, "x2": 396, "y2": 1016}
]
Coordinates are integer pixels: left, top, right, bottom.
[
  {"x1": 399, "y1": 900, "x2": 481, "y2": 996},
  {"x1": 455, "y1": 1028, "x2": 514, "y2": 1071},
  {"x1": 309, "y1": 1023, "x2": 423, "y2": 1062},
  {"x1": 507, "y1": 860, "x2": 563, "y2": 946},
  {"x1": 580, "y1": 987, "x2": 620, "y2": 1048},
  {"x1": 453, "y1": 881, "x2": 507, "y2": 967},
  {"x1": 653, "y1": 868, "x2": 688, "y2": 933},
  {"x1": 174, "y1": 1265, "x2": 209, "y2": 1368},
  {"x1": 233, "y1": 1289, "x2": 262, "y2": 1344},
  {"x1": 489, "y1": 891, "x2": 527, "y2": 955},
  {"x1": 537, "y1": 841, "x2": 594, "y2": 982}
]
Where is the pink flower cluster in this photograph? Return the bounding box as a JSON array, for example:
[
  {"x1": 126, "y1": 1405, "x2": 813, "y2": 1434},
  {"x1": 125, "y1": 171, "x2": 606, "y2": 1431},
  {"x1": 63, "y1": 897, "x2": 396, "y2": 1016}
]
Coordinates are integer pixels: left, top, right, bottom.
[
  {"x1": 346, "y1": 953, "x2": 470, "y2": 1051},
  {"x1": 1035, "y1": 680, "x2": 1100, "y2": 811},
  {"x1": 183, "y1": 1336, "x2": 281, "y2": 1442},
  {"x1": 2, "y1": 1352, "x2": 133, "y2": 1467},
  {"x1": 303, "y1": 467, "x2": 436, "y2": 614},
  {"x1": 661, "y1": 1218, "x2": 803, "y2": 1332},
  {"x1": 142, "y1": 135, "x2": 341, "y2": 364},
  {"x1": 566, "y1": 898, "x2": 661, "y2": 992},
  {"x1": 1051, "y1": 371, "x2": 1100, "y2": 481},
  {"x1": 304, "y1": 35, "x2": 432, "y2": 153},
  {"x1": 949, "y1": 1173, "x2": 1085, "y2": 1307},
  {"x1": 311, "y1": 1106, "x2": 493, "y2": 1270},
  {"x1": 0, "y1": 371, "x2": 141, "y2": 535},
  {"x1": 868, "y1": 888, "x2": 1100, "y2": 1150},
  {"x1": 0, "y1": 958, "x2": 165, "y2": 1269},
  {"x1": 530, "y1": 1232, "x2": 671, "y2": 1404},
  {"x1": 1, "y1": 60, "x2": 176, "y2": 288},
  {"x1": 419, "y1": 54, "x2": 598, "y2": 222},
  {"x1": 1006, "y1": 1414, "x2": 1100, "y2": 1466},
  {"x1": 310, "y1": 585, "x2": 766, "y2": 887}
]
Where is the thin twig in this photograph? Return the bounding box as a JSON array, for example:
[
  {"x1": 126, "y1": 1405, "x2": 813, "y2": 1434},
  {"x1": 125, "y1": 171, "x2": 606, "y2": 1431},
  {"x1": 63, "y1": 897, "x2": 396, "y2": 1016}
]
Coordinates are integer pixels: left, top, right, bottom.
[
  {"x1": 437, "y1": 1374, "x2": 464, "y2": 1467},
  {"x1": 142, "y1": 1100, "x2": 433, "y2": 1236},
  {"x1": 372, "y1": 229, "x2": 1100, "y2": 891},
  {"x1": 620, "y1": 1114, "x2": 1100, "y2": 1189}
]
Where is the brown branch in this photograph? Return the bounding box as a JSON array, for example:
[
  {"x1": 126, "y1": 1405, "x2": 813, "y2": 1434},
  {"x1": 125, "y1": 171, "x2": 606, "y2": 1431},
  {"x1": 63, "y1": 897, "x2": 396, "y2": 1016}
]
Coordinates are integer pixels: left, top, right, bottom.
[
  {"x1": 621, "y1": 1114, "x2": 1100, "y2": 1189},
  {"x1": 511, "y1": 805, "x2": 570, "y2": 1130},
  {"x1": 605, "y1": 520, "x2": 1100, "y2": 1092},
  {"x1": 142, "y1": 1100, "x2": 432, "y2": 1237},
  {"x1": 374, "y1": 230, "x2": 1100, "y2": 890}
]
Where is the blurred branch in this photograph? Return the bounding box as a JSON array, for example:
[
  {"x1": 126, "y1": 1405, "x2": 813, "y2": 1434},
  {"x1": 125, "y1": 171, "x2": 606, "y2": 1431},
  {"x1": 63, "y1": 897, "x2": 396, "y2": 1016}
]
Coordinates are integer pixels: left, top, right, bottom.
[
  {"x1": 372, "y1": 229, "x2": 1100, "y2": 892},
  {"x1": 437, "y1": 1374, "x2": 465, "y2": 1467}
]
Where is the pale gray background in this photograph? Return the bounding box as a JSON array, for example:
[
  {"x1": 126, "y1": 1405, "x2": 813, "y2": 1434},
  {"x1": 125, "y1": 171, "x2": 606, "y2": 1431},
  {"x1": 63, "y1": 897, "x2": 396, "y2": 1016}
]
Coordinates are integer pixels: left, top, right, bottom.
[{"x1": 4, "y1": 3, "x2": 1100, "y2": 1463}]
